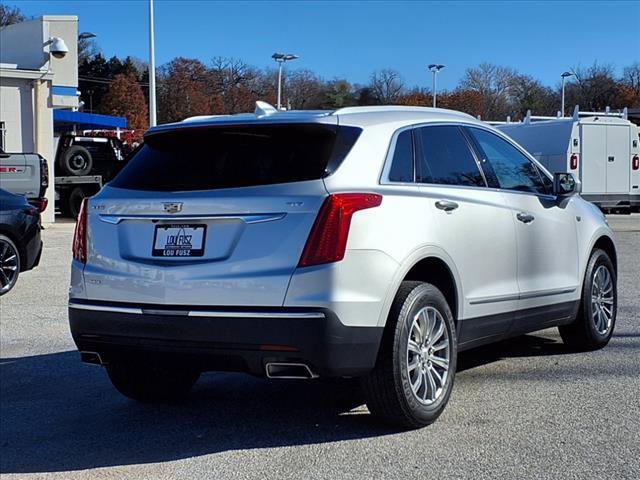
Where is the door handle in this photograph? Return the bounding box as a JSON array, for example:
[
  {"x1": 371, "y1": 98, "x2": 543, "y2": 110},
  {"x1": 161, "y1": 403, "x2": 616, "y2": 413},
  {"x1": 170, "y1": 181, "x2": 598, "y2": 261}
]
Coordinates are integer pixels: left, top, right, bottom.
[
  {"x1": 516, "y1": 212, "x2": 535, "y2": 224},
  {"x1": 608, "y1": 156, "x2": 615, "y2": 162},
  {"x1": 435, "y1": 200, "x2": 459, "y2": 212}
]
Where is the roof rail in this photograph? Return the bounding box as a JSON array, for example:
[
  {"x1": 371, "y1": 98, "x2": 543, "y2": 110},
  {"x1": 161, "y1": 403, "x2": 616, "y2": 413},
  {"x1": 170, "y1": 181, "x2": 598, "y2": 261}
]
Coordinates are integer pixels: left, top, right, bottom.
[
  {"x1": 491, "y1": 105, "x2": 630, "y2": 125},
  {"x1": 576, "y1": 106, "x2": 628, "y2": 119},
  {"x1": 331, "y1": 105, "x2": 476, "y2": 120},
  {"x1": 332, "y1": 105, "x2": 434, "y2": 115}
]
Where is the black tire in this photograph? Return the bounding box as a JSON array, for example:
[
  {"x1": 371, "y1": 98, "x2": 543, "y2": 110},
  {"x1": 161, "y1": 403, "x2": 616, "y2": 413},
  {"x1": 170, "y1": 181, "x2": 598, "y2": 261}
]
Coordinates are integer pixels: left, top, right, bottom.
[
  {"x1": 559, "y1": 249, "x2": 617, "y2": 351},
  {"x1": 106, "y1": 360, "x2": 200, "y2": 403},
  {"x1": 61, "y1": 145, "x2": 93, "y2": 176},
  {"x1": 0, "y1": 234, "x2": 21, "y2": 296},
  {"x1": 361, "y1": 281, "x2": 457, "y2": 428},
  {"x1": 66, "y1": 187, "x2": 88, "y2": 219}
]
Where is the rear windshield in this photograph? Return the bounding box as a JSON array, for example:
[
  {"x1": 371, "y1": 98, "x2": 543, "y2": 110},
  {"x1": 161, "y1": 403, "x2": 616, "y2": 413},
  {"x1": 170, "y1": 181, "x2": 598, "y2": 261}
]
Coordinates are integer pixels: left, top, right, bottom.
[{"x1": 110, "y1": 124, "x2": 361, "y2": 191}]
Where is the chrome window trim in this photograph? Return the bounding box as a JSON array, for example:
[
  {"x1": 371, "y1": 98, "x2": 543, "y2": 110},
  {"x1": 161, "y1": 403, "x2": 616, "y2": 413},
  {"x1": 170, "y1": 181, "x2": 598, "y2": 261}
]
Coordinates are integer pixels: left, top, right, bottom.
[
  {"x1": 379, "y1": 121, "x2": 492, "y2": 190},
  {"x1": 379, "y1": 121, "x2": 559, "y2": 201},
  {"x1": 464, "y1": 125, "x2": 556, "y2": 196}
]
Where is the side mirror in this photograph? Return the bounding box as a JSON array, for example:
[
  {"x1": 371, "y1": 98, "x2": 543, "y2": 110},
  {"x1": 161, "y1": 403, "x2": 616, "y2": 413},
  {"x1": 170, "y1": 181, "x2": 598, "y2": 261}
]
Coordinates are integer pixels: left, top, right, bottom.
[{"x1": 553, "y1": 172, "x2": 581, "y2": 196}]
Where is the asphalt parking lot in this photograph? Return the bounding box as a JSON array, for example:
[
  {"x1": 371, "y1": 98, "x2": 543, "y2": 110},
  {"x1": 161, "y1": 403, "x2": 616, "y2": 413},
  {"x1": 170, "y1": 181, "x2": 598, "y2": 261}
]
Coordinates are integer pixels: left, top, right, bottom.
[{"x1": 1, "y1": 216, "x2": 639, "y2": 479}]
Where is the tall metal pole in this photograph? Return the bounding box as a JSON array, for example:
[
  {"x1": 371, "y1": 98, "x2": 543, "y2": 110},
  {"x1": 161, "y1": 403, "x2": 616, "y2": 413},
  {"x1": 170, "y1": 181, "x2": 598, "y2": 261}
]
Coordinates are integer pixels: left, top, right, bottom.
[
  {"x1": 428, "y1": 65, "x2": 444, "y2": 108},
  {"x1": 149, "y1": 0, "x2": 157, "y2": 127},
  {"x1": 560, "y1": 72, "x2": 574, "y2": 118},
  {"x1": 432, "y1": 70, "x2": 437, "y2": 108},
  {"x1": 561, "y1": 76, "x2": 565, "y2": 118},
  {"x1": 276, "y1": 61, "x2": 283, "y2": 110}
]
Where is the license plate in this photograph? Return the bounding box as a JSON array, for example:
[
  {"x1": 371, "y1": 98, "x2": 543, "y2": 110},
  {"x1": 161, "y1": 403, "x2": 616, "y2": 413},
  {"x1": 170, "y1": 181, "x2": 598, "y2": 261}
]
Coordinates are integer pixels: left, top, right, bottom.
[{"x1": 152, "y1": 224, "x2": 206, "y2": 257}]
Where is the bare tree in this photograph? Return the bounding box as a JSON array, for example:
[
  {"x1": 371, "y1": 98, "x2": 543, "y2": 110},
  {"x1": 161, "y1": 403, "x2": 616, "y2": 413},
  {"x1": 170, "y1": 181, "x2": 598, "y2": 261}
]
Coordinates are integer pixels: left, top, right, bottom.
[
  {"x1": 370, "y1": 69, "x2": 405, "y2": 104},
  {"x1": 510, "y1": 74, "x2": 558, "y2": 118},
  {"x1": 285, "y1": 69, "x2": 325, "y2": 109},
  {"x1": 209, "y1": 57, "x2": 262, "y2": 113},
  {"x1": 622, "y1": 62, "x2": 640, "y2": 97},
  {"x1": 460, "y1": 63, "x2": 518, "y2": 119},
  {"x1": 78, "y1": 36, "x2": 100, "y2": 64},
  {"x1": 564, "y1": 63, "x2": 619, "y2": 111},
  {"x1": 0, "y1": 3, "x2": 26, "y2": 27}
]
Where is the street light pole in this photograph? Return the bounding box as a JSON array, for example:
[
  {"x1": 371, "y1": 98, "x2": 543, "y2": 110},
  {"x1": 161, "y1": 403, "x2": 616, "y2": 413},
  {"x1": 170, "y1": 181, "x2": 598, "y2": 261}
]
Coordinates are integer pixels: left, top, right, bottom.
[
  {"x1": 428, "y1": 64, "x2": 445, "y2": 108},
  {"x1": 271, "y1": 53, "x2": 299, "y2": 110},
  {"x1": 561, "y1": 71, "x2": 574, "y2": 117},
  {"x1": 149, "y1": 0, "x2": 157, "y2": 126},
  {"x1": 277, "y1": 61, "x2": 283, "y2": 110}
]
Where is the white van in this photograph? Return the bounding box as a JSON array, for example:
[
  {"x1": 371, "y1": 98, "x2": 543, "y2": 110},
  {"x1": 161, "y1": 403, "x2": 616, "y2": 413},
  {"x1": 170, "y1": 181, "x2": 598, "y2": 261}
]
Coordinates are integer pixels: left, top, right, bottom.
[{"x1": 497, "y1": 109, "x2": 640, "y2": 211}]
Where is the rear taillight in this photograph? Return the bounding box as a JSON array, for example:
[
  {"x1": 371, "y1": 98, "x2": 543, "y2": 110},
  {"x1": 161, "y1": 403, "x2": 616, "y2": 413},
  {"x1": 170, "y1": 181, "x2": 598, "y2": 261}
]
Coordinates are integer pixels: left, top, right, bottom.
[
  {"x1": 40, "y1": 157, "x2": 49, "y2": 189},
  {"x1": 570, "y1": 154, "x2": 578, "y2": 170},
  {"x1": 72, "y1": 198, "x2": 88, "y2": 263},
  {"x1": 27, "y1": 198, "x2": 47, "y2": 214},
  {"x1": 633, "y1": 154, "x2": 639, "y2": 171},
  {"x1": 39, "y1": 197, "x2": 48, "y2": 213},
  {"x1": 298, "y1": 193, "x2": 383, "y2": 267}
]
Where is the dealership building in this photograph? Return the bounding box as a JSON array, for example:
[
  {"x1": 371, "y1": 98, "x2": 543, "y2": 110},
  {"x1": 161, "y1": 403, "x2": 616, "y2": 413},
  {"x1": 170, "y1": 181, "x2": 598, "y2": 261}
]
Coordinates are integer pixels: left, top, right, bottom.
[{"x1": 0, "y1": 15, "x2": 82, "y2": 222}]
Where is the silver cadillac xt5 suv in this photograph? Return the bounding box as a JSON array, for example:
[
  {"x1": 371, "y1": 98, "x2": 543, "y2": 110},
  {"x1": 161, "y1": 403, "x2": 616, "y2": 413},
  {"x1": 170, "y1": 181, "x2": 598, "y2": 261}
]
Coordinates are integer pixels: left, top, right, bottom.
[{"x1": 69, "y1": 103, "x2": 617, "y2": 428}]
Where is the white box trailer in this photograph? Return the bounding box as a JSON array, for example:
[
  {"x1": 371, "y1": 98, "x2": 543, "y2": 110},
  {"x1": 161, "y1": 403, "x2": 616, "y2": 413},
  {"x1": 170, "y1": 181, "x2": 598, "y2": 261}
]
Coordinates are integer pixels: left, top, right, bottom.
[{"x1": 496, "y1": 108, "x2": 640, "y2": 211}]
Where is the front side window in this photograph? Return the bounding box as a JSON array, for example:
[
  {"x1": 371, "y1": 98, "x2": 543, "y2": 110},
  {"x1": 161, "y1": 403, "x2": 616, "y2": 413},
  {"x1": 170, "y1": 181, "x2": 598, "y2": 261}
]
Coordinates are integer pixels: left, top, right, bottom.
[
  {"x1": 388, "y1": 129, "x2": 414, "y2": 182},
  {"x1": 415, "y1": 125, "x2": 485, "y2": 187},
  {"x1": 466, "y1": 127, "x2": 548, "y2": 194}
]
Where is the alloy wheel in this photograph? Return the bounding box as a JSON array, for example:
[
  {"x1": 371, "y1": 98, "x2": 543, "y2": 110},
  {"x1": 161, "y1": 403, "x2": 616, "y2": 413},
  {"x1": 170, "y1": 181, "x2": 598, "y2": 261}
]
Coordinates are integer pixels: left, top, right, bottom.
[
  {"x1": 0, "y1": 239, "x2": 19, "y2": 294},
  {"x1": 591, "y1": 265, "x2": 614, "y2": 335},
  {"x1": 406, "y1": 306, "x2": 451, "y2": 405}
]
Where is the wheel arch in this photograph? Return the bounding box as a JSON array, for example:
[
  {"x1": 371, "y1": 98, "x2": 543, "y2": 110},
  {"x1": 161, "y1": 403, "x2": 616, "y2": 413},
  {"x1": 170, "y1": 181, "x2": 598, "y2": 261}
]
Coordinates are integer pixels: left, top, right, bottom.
[
  {"x1": 379, "y1": 247, "x2": 463, "y2": 328},
  {"x1": 592, "y1": 235, "x2": 617, "y2": 274},
  {"x1": 577, "y1": 230, "x2": 618, "y2": 295},
  {"x1": 0, "y1": 226, "x2": 25, "y2": 272}
]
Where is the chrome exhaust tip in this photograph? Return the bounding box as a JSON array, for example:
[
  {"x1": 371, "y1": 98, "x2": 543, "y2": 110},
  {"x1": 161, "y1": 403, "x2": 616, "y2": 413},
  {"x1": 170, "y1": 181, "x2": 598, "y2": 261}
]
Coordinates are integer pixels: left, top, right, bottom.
[
  {"x1": 265, "y1": 362, "x2": 318, "y2": 379},
  {"x1": 80, "y1": 351, "x2": 105, "y2": 365}
]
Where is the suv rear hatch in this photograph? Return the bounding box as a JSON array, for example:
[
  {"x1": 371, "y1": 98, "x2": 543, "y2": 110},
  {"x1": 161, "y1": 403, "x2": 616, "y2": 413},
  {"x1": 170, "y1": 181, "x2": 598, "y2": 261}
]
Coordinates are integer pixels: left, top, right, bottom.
[{"x1": 80, "y1": 122, "x2": 361, "y2": 306}]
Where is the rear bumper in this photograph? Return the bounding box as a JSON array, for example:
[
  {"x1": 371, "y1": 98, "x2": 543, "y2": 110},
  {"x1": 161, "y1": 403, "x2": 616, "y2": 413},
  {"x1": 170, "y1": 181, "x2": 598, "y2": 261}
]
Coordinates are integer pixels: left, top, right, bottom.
[{"x1": 68, "y1": 300, "x2": 383, "y2": 378}]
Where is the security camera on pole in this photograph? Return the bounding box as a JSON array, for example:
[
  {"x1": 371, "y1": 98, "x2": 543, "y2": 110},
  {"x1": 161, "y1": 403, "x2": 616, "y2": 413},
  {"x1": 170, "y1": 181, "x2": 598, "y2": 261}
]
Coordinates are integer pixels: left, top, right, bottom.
[{"x1": 44, "y1": 37, "x2": 69, "y2": 59}]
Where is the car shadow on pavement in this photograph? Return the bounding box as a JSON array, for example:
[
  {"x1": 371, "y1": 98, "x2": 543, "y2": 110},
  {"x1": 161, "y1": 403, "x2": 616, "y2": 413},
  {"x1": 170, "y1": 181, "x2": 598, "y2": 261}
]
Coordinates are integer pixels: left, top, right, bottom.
[
  {"x1": 457, "y1": 334, "x2": 570, "y2": 372},
  {"x1": 0, "y1": 350, "x2": 393, "y2": 474},
  {"x1": 0, "y1": 331, "x2": 632, "y2": 474}
]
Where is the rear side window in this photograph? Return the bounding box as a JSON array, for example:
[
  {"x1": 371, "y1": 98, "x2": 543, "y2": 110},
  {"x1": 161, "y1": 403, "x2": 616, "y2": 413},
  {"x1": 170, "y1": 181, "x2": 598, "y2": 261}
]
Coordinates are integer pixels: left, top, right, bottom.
[
  {"x1": 110, "y1": 124, "x2": 361, "y2": 191},
  {"x1": 466, "y1": 127, "x2": 548, "y2": 194},
  {"x1": 416, "y1": 126, "x2": 486, "y2": 187},
  {"x1": 388, "y1": 130, "x2": 414, "y2": 182}
]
